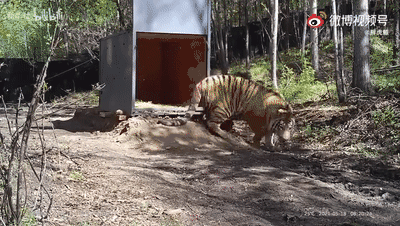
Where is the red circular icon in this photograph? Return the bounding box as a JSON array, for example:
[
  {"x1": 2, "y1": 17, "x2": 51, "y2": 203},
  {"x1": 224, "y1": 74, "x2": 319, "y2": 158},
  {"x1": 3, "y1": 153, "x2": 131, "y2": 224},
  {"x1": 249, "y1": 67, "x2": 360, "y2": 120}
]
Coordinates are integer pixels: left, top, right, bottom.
[{"x1": 307, "y1": 14, "x2": 324, "y2": 28}]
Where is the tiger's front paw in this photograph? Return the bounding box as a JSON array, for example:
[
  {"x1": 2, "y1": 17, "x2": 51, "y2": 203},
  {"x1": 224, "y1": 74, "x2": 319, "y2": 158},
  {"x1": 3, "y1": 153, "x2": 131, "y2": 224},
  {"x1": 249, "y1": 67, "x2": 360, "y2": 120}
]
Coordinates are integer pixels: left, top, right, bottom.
[
  {"x1": 263, "y1": 141, "x2": 280, "y2": 152},
  {"x1": 251, "y1": 141, "x2": 261, "y2": 149}
]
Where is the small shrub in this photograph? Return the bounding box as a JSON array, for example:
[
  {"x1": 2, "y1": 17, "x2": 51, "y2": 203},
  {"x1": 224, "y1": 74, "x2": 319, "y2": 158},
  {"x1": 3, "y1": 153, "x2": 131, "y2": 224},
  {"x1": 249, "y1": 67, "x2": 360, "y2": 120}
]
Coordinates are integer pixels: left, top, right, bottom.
[
  {"x1": 320, "y1": 40, "x2": 335, "y2": 53},
  {"x1": 373, "y1": 72, "x2": 400, "y2": 93},
  {"x1": 69, "y1": 171, "x2": 85, "y2": 181},
  {"x1": 351, "y1": 144, "x2": 382, "y2": 158},
  {"x1": 228, "y1": 61, "x2": 247, "y2": 75},
  {"x1": 21, "y1": 208, "x2": 37, "y2": 226},
  {"x1": 249, "y1": 58, "x2": 271, "y2": 85},
  {"x1": 370, "y1": 35, "x2": 400, "y2": 93},
  {"x1": 371, "y1": 106, "x2": 400, "y2": 146},
  {"x1": 370, "y1": 35, "x2": 391, "y2": 70},
  {"x1": 372, "y1": 106, "x2": 399, "y2": 126},
  {"x1": 160, "y1": 216, "x2": 181, "y2": 226},
  {"x1": 279, "y1": 61, "x2": 333, "y2": 103},
  {"x1": 297, "y1": 124, "x2": 339, "y2": 144}
]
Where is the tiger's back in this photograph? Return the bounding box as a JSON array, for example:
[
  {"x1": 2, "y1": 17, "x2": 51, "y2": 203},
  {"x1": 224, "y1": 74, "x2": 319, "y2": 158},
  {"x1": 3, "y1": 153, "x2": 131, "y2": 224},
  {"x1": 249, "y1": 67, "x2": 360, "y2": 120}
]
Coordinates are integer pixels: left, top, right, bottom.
[{"x1": 191, "y1": 75, "x2": 276, "y2": 114}]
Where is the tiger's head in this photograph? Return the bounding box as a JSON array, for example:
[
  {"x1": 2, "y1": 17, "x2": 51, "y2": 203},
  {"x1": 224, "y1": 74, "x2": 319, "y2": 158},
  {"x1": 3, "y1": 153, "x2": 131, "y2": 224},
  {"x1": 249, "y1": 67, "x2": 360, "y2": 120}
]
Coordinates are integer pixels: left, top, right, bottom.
[{"x1": 276, "y1": 104, "x2": 294, "y2": 141}]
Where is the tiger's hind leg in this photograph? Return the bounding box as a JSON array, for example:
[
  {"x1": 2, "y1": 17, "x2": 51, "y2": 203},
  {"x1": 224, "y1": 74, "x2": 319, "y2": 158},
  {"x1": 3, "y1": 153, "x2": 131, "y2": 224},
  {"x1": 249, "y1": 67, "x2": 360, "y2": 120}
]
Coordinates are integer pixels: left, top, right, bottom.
[
  {"x1": 207, "y1": 121, "x2": 233, "y2": 140},
  {"x1": 206, "y1": 114, "x2": 238, "y2": 144},
  {"x1": 220, "y1": 119, "x2": 233, "y2": 132}
]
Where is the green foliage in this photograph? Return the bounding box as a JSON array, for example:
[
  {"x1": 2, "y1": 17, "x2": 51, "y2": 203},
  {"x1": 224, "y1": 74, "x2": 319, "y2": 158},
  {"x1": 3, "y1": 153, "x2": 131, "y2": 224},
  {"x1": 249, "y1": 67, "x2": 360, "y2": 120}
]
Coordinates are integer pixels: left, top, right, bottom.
[
  {"x1": 343, "y1": 36, "x2": 354, "y2": 70},
  {"x1": 0, "y1": 0, "x2": 58, "y2": 60},
  {"x1": 289, "y1": 0, "x2": 302, "y2": 10},
  {"x1": 160, "y1": 216, "x2": 182, "y2": 226},
  {"x1": 351, "y1": 143, "x2": 383, "y2": 158},
  {"x1": 372, "y1": 106, "x2": 400, "y2": 144},
  {"x1": 372, "y1": 106, "x2": 399, "y2": 126},
  {"x1": 69, "y1": 91, "x2": 99, "y2": 106},
  {"x1": 249, "y1": 58, "x2": 272, "y2": 85},
  {"x1": 369, "y1": 35, "x2": 400, "y2": 92},
  {"x1": 374, "y1": 72, "x2": 400, "y2": 92},
  {"x1": 370, "y1": 35, "x2": 392, "y2": 70},
  {"x1": 230, "y1": 49, "x2": 334, "y2": 103},
  {"x1": 229, "y1": 61, "x2": 248, "y2": 75},
  {"x1": 279, "y1": 61, "x2": 334, "y2": 103},
  {"x1": 0, "y1": 0, "x2": 119, "y2": 59},
  {"x1": 229, "y1": 58, "x2": 272, "y2": 86},
  {"x1": 297, "y1": 124, "x2": 339, "y2": 144},
  {"x1": 51, "y1": 90, "x2": 99, "y2": 106},
  {"x1": 61, "y1": 0, "x2": 117, "y2": 28},
  {"x1": 320, "y1": 40, "x2": 335, "y2": 53},
  {"x1": 69, "y1": 170, "x2": 85, "y2": 181},
  {"x1": 21, "y1": 208, "x2": 37, "y2": 226}
]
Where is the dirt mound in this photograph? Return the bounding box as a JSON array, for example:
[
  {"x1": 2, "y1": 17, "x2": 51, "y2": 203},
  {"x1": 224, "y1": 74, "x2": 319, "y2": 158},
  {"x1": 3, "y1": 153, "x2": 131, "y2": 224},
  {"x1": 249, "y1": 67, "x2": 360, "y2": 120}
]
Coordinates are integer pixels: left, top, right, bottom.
[{"x1": 111, "y1": 116, "x2": 252, "y2": 151}]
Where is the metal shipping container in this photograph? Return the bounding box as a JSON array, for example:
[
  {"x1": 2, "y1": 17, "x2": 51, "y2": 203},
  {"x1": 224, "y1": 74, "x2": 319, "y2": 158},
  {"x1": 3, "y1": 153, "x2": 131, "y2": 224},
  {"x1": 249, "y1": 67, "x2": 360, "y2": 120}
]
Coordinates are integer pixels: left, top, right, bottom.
[{"x1": 99, "y1": 0, "x2": 211, "y2": 114}]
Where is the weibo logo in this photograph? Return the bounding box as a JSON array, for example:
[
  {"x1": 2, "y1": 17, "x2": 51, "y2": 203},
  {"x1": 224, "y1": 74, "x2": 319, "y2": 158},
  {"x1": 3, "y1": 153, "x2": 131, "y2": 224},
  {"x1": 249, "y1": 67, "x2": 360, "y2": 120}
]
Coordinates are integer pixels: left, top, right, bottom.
[{"x1": 307, "y1": 14, "x2": 324, "y2": 28}]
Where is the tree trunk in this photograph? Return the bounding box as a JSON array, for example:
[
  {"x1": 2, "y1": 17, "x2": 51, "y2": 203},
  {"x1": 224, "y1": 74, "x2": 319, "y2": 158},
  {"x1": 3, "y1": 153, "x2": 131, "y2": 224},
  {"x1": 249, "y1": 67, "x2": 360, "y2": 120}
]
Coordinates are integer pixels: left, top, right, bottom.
[
  {"x1": 64, "y1": 31, "x2": 69, "y2": 58},
  {"x1": 310, "y1": 0, "x2": 319, "y2": 78},
  {"x1": 245, "y1": 0, "x2": 250, "y2": 68},
  {"x1": 225, "y1": 28, "x2": 229, "y2": 64},
  {"x1": 270, "y1": 0, "x2": 279, "y2": 89},
  {"x1": 223, "y1": 0, "x2": 229, "y2": 64},
  {"x1": 238, "y1": 0, "x2": 242, "y2": 26},
  {"x1": 212, "y1": 1, "x2": 229, "y2": 74},
  {"x1": 383, "y1": 0, "x2": 386, "y2": 16},
  {"x1": 260, "y1": 18, "x2": 266, "y2": 55},
  {"x1": 257, "y1": 1, "x2": 269, "y2": 56},
  {"x1": 339, "y1": 24, "x2": 345, "y2": 96},
  {"x1": 351, "y1": 0, "x2": 355, "y2": 44},
  {"x1": 393, "y1": 0, "x2": 400, "y2": 65},
  {"x1": 332, "y1": 0, "x2": 346, "y2": 103},
  {"x1": 352, "y1": 0, "x2": 371, "y2": 93},
  {"x1": 114, "y1": 0, "x2": 125, "y2": 28},
  {"x1": 283, "y1": 0, "x2": 291, "y2": 50},
  {"x1": 301, "y1": 0, "x2": 308, "y2": 59}
]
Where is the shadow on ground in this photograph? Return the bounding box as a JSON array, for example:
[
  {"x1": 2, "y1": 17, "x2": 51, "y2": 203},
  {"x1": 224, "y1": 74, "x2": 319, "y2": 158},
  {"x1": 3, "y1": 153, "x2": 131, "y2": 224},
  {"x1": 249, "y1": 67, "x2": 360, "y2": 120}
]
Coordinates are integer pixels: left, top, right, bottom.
[{"x1": 51, "y1": 107, "x2": 119, "y2": 132}]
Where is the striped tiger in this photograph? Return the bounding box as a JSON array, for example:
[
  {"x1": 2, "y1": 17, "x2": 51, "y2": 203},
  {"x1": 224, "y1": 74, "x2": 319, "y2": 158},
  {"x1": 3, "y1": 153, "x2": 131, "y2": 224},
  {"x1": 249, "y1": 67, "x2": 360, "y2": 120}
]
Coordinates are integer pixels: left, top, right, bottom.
[{"x1": 158, "y1": 75, "x2": 293, "y2": 147}]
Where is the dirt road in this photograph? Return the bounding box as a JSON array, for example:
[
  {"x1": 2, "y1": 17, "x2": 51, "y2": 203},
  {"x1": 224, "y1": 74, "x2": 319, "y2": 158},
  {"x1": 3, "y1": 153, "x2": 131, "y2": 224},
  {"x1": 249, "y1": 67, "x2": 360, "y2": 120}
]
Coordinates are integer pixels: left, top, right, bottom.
[{"x1": 4, "y1": 105, "x2": 399, "y2": 225}]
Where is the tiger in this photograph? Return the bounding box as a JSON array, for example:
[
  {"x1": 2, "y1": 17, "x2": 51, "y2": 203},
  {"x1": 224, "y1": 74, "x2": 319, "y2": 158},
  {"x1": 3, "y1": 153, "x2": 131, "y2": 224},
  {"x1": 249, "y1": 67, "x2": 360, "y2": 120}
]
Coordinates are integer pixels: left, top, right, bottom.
[{"x1": 158, "y1": 75, "x2": 293, "y2": 147}]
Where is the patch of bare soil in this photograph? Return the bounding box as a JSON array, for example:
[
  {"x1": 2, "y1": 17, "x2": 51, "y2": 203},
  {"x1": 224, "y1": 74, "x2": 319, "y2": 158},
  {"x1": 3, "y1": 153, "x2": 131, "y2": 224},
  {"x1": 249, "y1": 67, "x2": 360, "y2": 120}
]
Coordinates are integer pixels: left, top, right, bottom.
[{"x1": 17, "y1": 101, "x2": 400, "y2": 226}]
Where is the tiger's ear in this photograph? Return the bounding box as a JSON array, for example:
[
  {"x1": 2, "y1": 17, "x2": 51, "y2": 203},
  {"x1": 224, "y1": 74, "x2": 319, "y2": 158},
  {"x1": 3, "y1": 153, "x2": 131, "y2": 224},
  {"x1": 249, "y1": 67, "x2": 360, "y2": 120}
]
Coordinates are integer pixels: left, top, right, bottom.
[{"x1": 278, "y1": 109, "x2": 288, "y2": 114}]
